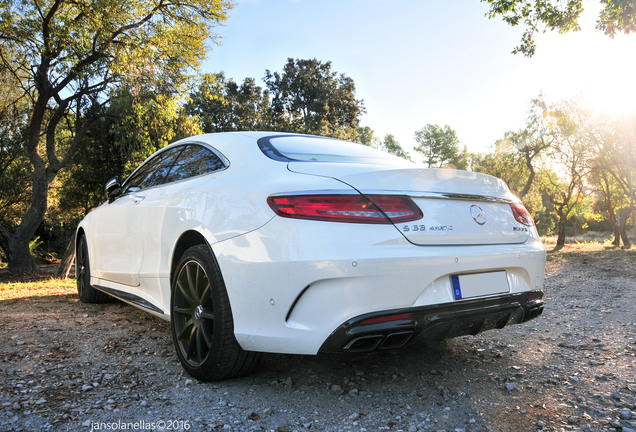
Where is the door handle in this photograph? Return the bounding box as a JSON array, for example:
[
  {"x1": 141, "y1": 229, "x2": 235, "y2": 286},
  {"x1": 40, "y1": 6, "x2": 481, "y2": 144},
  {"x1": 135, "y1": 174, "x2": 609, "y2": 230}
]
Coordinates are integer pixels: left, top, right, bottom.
[{"x1": 132, "y1": 195, "x2": 145, "y2": 204}]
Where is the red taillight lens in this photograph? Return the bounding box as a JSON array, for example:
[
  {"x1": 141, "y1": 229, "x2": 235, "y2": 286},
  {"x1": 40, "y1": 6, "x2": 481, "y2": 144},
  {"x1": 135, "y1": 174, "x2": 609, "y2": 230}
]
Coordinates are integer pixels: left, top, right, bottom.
[
  {"x1": 267, "y1": 194, "x2": 422, "y2": 224},
  {"x1": 365, "y1": 195, "x2": 423, "y2": 223},
  {"x1": 510, "y1": 203, "x2": 534, "y2": 226}
]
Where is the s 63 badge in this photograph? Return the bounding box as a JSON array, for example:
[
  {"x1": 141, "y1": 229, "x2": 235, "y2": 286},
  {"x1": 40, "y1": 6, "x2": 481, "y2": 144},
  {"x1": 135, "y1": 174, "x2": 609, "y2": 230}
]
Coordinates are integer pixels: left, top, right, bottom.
[{"x1": 402, "y1": 224, "x2": 426, "y2": 232}]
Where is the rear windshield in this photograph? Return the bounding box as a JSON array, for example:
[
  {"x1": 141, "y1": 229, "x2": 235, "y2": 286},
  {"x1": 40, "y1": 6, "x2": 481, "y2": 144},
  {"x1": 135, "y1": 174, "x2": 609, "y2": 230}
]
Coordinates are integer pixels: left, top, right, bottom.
[{"x1": 258, "y1": 135, "x2": 412, "y2": 166}]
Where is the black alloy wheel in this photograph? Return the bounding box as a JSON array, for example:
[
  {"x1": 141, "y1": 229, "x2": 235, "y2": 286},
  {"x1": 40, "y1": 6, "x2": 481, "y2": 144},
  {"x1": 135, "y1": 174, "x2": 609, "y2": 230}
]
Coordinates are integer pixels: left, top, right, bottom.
[
  {"x1": 170, "y1": 245, "x2": 261, "y2": 381},
  {"x1": 172, "y1": 258, "x2": 216, "y2": 367},
  {"x1": 76, "y1": 235, "x2": 108, "y2": 303}
]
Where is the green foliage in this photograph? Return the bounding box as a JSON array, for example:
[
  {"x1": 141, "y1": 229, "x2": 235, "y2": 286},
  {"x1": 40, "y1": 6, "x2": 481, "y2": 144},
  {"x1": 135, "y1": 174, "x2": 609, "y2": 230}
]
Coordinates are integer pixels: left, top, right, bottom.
[
  {"x1": 472, "y1": 142, "x2": 530, "y2": 196},
  {"x1": 414, "y1": 124, "x2": 465, "y2": 168},
  {"x1": 0, "y1": 0, "x2": 233, "y2": 95},
  {"x1": 264, "y1": 58, "x2": 365, "y2": 140},
  {"x1": 0, "y1": 0, "x2": 233, "y2": 271},
  {"x1": 587, "y1": 113, "x2": 636, "y2": 245},
  {"x1": 483, "y1": 0, "x2": 582, "y2": 56},
  {"x1": 597, "y1": 0, "x2": 636, "y2": 37},
  {"x1": 115, "y1": 90, "x2": 202, "y2": 173},
  {"x1": 482, "y1": 0, "x2": 635, "y2": 56},
  {"x1": 0, "y1": 101, "x2": 31, "y2": 232},
  {"x1": 0, "y1": 56, "x2": 31, "y2": 236},
  {"x1": 58, "y1": 87, "x2": 202, "y2": 217},
  {"x1": 472, "y1": 140, "x2": 549, "y2": 233},
  {"x1": 478, "y1": 96, "x2": 554, "y2": 200},
  {"x1": 356, "y1": 126, "x2": 377, "y2": 147},
  {"x1": 378, "y1": 134, "x2": 412, "y2": 161},
  {"x1": 536, "y1": 97, "x2": 593, "y2": 245},
  {"x1": 185, "y1": 72, "x2": 272, "y2": 133},
  {"x1": 29, "y1": 236, "x2": 42, "y2": 260}
]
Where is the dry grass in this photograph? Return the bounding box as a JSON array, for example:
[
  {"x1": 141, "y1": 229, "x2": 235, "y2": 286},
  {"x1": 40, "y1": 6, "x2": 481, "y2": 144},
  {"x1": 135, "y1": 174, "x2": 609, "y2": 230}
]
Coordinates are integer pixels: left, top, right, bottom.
[
  {"x1": 541, "y1": 233, "x2": 636, "y2": 265},
  {"x1": 540, "y1": 230, "x2": 616, "y2": 248},
  {"x1": 0, "y1": 270, "x2": 76, "y2": 303},
  {"x1": 0, "y1": 235, "x2": 630, "y2": 303}
]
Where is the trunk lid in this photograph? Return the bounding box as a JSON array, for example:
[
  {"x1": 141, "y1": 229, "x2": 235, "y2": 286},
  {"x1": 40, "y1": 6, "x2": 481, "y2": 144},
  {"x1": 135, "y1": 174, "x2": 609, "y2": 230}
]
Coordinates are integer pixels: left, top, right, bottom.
[{"x1": 288, "y1": 162, "x2": 529, "y2": 245}]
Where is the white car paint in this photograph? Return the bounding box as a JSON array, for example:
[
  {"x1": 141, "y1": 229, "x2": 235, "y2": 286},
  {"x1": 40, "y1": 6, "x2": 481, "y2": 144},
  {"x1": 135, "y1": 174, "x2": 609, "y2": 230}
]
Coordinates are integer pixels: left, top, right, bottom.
[{"x1": 78, "y1": 131, "x2": 546, "y2": 355}]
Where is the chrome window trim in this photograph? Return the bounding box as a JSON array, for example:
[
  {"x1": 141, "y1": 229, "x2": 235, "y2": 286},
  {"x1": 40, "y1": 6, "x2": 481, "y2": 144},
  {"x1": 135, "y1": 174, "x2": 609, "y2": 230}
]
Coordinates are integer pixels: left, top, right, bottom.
[
  {"x1": 120, "y1": 142, "x2": 230, "y2": 194},
  {"x1": 186, "y1": 140, "x2": 231, "y2": 169}
]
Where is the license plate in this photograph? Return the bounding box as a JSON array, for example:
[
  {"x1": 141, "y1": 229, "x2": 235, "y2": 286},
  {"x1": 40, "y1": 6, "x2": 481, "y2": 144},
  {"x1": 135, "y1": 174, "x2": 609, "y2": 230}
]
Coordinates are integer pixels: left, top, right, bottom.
[{"x1": 451, "y1": 271, "x2": 509, "y2": 300}]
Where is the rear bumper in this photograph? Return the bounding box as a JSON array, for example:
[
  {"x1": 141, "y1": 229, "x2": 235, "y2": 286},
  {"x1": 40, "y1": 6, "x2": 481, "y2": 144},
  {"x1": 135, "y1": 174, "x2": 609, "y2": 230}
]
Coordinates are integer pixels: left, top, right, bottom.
[
  {"x1": 213, "y1": 215, "x2": 546, "y2": 355},
  {"x1": 319, "y1": 291, "x2": 544, "y2": 353}
]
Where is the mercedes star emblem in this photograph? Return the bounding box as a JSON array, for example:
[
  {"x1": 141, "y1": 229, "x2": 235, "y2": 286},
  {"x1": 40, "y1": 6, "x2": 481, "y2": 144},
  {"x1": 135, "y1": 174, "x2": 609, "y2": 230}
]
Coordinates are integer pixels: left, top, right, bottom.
[{"x1": 470, "y1": 205, "x2": 486, "y2": 225}]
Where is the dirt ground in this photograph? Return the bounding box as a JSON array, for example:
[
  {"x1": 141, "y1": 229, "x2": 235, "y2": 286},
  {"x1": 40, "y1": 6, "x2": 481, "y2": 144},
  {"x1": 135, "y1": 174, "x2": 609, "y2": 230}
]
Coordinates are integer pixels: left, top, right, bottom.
[{"x1": 0, "y1": 246, "x2": 635, "y2": 432}]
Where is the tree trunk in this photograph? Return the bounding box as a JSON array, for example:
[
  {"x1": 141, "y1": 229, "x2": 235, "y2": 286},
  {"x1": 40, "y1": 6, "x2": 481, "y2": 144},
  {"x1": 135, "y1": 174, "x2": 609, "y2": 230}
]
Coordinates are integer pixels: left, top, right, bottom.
[
  {"x1": 606, "y1": 210, "x2": 621, "y2": 246},
  {"x1": 55, "y1": 231, "x2": 76, "y2": 279},
  {"x1": 5, "y1": 94, "x2": 57, "y2": 272},
  {"x1": 620, "y1": 227, "x2": 632, "y2": 248},
  {"x1": 556, "y1": 215, "x2": 567, "y2": 247},
  {"x1": 7, "y1": 236, "x2": 38, "y2": 272},
  {"x1": 518, "y1": 162, "x2": 535, "y2": 200},
  {"x1": 618, "y1": 208, "x2": 632, "y2": 248},
  {"x1": 6, "y1": 169, "x2": 49, "y2": 272}
]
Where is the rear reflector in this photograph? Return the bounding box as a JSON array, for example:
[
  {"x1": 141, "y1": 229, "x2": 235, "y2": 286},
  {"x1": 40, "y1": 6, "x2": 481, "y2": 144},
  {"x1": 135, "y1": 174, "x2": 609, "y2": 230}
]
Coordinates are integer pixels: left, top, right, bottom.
[
  {"x1": 510, "y1": 203, "x2": 534, "y2": 226},
  {"x1": 267, "y1": 194, "x2": 422, "y2": 224},
  {"x1": 359, "y1": 313, "x2": 413, "y2": 325}
]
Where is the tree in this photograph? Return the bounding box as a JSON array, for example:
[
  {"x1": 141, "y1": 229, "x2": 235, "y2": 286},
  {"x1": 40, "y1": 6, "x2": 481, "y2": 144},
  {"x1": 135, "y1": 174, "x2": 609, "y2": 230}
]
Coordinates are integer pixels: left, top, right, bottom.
[
  {"x1": 0, "y1": 0, "x2": 232, "y2": 272},
  {"x1": 264, "y1": 58, "x2": 365, "y2": 141},
  {"x1": 493, "y1": 96, "x2": 555, "y2": 200},
  {"x1": 483, "y1": 0, "x2": 636, "y2": 56},
  {"x1": 0, "y1": 57, "x2": 31, "y2": 242},
  {"x1": 379, "y1": 134, "x2": 412, "y2": 161},
  {"x1": 356, "y1": 126, "x2": 378, "y2": 147},
  {"x1": 185, "y1": 72, "x2": 271, "y2": 133},
  {"x1": 58, "y1": 87, "x2": 202, "y2": 217},
  {"x1": 472, "y1": 143, "x2": 547, "y2": 232},
  {"x1": 414, "y1": 124, "x2": 465, "y2": 168},
  {"x1": 538, "y1": 98, "x2": 592, "y2": 247},
  {"x1": 472, "y1": 142, "x2": 531, "y2": 196},
  {"x1": 588, "y1": 114, "x2": 636, "y2": 247}
]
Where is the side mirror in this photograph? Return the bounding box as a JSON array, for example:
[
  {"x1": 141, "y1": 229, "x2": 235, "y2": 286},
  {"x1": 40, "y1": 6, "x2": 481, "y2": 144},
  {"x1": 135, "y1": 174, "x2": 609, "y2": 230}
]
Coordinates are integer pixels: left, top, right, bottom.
[{"x1": 105, "y1": 176, "x2": 122, "y2": 203}]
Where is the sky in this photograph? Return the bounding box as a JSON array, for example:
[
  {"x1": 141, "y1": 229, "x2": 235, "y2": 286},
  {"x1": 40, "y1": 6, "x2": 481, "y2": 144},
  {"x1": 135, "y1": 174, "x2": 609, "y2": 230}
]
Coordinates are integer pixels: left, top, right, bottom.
[{"x1": 201, "y1": 0, "x2": 636, "y2": 158}]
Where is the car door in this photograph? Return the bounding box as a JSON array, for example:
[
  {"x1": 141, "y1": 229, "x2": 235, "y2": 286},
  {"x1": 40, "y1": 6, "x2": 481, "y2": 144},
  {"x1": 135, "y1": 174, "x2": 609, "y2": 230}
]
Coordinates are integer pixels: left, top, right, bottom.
[
  {"x1": 91, "y1": 146, "x2": 185, "y2": 287},
  {"x1": 137, "y1": 143, "x2": 228, "y2": 283}
]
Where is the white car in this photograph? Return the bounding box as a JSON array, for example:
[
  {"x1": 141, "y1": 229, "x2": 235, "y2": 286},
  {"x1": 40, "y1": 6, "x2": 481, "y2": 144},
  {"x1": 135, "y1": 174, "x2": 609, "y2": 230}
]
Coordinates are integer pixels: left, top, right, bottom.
[{"x1": 76, "y1": 132, "x2": 546, "y2": 381}]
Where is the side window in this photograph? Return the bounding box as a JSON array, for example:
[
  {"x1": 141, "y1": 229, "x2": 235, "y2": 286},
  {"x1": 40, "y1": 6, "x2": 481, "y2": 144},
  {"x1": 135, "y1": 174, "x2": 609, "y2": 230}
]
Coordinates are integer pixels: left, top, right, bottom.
[
  {"x1": 163, "y1": 144, "x2": 225, "y2": 184},
  {"x1": 139, "y1": 147, "x2": 184, "y2": 189},
  {"x1": 123, "y1": 146, "x2": 184, "y2": 193}
]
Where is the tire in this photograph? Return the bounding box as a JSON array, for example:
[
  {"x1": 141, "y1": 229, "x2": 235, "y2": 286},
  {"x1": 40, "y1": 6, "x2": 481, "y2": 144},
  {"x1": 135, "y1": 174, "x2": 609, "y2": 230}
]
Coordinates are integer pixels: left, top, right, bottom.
[
  {"x1": 170, "y1": 245, "x2": 261, "y2": 381},
  {"x1": 76, "y1": 235, "x2": 109, "y2": 304}
]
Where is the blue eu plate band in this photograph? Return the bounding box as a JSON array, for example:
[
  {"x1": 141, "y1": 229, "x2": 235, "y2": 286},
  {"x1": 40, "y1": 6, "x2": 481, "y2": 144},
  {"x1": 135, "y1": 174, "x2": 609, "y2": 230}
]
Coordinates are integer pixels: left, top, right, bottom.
[{"x1": 451, "y1": 275, "x2": 462, "y2": 300}]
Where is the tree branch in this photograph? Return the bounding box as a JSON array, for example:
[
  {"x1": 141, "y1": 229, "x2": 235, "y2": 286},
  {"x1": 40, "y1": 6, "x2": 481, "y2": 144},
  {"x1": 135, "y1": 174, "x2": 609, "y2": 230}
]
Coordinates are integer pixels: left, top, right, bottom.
[
  {"x1": 44, "y1": 101, "x2": 69, "y2": 173},
  {"x1": 53, "y1": 2, "x2": 167, "y2": 95}
]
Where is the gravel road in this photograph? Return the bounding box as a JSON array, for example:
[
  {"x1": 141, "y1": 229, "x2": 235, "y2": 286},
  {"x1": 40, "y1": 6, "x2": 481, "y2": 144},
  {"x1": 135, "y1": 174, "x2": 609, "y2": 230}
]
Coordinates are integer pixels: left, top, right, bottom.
[{"x1": 1, "y1": 248, "x2": 635, "y2": 432}]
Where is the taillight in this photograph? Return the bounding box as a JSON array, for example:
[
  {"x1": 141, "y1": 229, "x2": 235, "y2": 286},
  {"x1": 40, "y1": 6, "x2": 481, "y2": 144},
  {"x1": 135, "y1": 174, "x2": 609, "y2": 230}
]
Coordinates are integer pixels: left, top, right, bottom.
[
  {"x1": 510, "y1": 203, "x2": 534, "y2": 226},
  {"x1": 267, "y1": 194, "x2": 422, "y2": 224}
]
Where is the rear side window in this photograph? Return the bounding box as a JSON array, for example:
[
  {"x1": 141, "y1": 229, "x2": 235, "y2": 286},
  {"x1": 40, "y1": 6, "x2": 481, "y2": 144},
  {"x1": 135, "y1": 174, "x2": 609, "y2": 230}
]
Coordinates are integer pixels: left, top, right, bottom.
[
  {"x1": 258, "y1": 135, "x2": 411, "y2": 166},
  {"x1": 163, "y1": 144, "x2": 226, "y2": 184},
  {"x1": 124, "y1": 147, "x2": 184, "y2": 192}
]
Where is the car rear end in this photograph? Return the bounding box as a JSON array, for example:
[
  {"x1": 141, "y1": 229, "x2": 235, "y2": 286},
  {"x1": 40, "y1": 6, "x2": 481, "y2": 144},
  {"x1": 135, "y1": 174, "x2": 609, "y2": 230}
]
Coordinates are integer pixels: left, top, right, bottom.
[{"x1": 211, "y1": 133, "x2": 546, "y2": 355}]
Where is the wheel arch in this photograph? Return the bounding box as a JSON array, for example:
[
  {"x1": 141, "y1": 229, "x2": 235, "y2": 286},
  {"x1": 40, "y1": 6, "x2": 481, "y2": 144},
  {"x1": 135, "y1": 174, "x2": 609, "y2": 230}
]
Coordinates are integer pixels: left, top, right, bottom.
[{"x1": 170, "y1": 230, "x2": 212, "y2": 282}]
